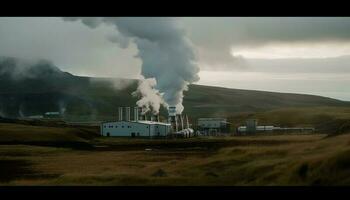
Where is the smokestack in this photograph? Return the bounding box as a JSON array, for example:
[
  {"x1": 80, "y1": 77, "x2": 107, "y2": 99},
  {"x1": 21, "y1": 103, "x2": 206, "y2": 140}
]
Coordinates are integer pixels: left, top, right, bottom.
[
  {"x1": 125, "y1": 107, "x2": 130, "y2": 121},
  {"x1": 175, "y1": 116, "x2": 178, "y2": 132},
  {"x1": 180, "y1": 115, "x2": 184, "y2": 131},
  {"x1": 134, "y1": 107, "x2": 139, "y2": 121},
  {"x1": 151, "y1": 114, "x2": 159, "y2": 122},
  {"x1": 138, "y1": 107, "x2": 145, "y2": 121},
  {"x1": 186, "y1": 115, "x2": 189, "y2": 129},
  {"x1": 118, "y1": 107, "x2": 123, "y2": 121}
]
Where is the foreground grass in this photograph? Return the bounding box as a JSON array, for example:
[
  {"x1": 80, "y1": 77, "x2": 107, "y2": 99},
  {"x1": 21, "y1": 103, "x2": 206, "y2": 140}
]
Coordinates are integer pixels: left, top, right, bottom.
[{"x1": 2, "y1": 133, "x2": 350, "y2": 185}]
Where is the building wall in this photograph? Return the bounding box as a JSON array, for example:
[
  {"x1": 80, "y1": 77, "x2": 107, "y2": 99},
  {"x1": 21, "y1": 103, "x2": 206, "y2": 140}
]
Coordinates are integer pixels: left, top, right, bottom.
[
  {"x1": 101, "y1": 121, "x2": 150, "y2": 137},
  {"x1": 154, "y1": 124, "x2": 170, "y2": 136},
  {"x1": 101, "y1": 121, "x2": 171, "y2": 137}
]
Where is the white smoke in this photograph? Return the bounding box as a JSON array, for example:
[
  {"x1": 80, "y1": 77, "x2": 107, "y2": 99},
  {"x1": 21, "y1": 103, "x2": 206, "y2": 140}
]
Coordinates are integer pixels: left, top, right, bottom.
[
  {"x1": 62, "y1": 17, "x2": 200, "y2": 114},
  {"x1": 132, "y1": 78, "x2": 167, "y2": 114}
]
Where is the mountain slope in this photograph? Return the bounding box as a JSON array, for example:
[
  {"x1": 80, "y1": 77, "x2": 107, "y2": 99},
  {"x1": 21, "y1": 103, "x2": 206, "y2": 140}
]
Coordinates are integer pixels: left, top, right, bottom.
[{"x1": 0, "y1": 56, "x2": 349, "y2": 121}]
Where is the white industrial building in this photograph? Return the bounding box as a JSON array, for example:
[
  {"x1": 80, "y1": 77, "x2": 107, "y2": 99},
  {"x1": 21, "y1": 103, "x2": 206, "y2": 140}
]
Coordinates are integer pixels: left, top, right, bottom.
[{"x1": 100, "y1": 107, "x2": 172, "y2": 138}]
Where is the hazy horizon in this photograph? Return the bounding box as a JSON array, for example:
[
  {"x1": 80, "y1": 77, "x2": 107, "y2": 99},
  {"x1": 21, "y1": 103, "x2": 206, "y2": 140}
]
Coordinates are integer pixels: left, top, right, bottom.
[{"x1": 1, "y1": 17, "x2": 350, "y2": 101}]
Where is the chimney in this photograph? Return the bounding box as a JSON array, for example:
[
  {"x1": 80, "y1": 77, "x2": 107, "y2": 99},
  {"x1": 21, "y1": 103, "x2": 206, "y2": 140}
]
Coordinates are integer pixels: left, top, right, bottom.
[
  {"x1": 150, "y1": 114, "x2": 159, "y2": 122},
  {"x1": 142, "y1": 109, "x2": 148, "y2": 121},
  {"x1": 118, "y1": 107, "x2": 123, "y2": 121},
  {"x1": 186, "y1": 115, "x2": 190, "y2": 129},
  {"x1": 180, "y1": 115, "x2": 184, "y2": 131},
  {"x1": 125, "y1": 107, "x2": 130, "y2": 121},
  {"x1": 134, "y1": 107, "x2": 139, "y2": 121},
  {"x1": 138, "y1": 107, "x2": 145, "y2": 121}
]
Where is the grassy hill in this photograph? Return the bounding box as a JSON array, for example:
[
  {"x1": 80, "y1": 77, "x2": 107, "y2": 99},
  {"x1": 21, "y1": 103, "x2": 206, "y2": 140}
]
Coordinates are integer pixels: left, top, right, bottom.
[{"x1": 0, "y1": 56, "x2": 349, "y2": 123}]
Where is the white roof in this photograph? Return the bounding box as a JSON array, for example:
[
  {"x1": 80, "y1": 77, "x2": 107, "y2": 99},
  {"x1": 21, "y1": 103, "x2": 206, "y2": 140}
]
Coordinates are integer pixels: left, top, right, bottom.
[
  {"x1": 135, "y1": 120, "x2": 171, "y2": 126},
  {"x1": 102, "y1": 120, "x2": 171, "y2": 126}
]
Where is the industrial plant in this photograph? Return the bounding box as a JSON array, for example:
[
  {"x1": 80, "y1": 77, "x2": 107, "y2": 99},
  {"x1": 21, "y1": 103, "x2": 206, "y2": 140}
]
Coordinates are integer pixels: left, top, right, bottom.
[
  {"x1": 100, "y1": 106, "x2": 194, "y2": 138},
  {"x1": 100, "y1": 108, "x2": 317, "y2": 138}
]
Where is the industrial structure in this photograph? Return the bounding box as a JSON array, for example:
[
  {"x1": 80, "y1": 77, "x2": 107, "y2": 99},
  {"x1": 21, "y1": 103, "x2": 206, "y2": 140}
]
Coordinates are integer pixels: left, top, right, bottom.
[
  {"x1": 100, "y1": 106, "x2": 194, "y2": 138},
  {"x1": 197, "y1": 118, "x2": 230, "y2": 135},
  {"x1": 167, "y1": 106, "x2": 194, "y2": 138},
  {"x1": 236, "y1": 119, "x2": 315, "y2": 135},
  {"x1": 101, "y1": 107, "x2": 171, "y2": 138}
]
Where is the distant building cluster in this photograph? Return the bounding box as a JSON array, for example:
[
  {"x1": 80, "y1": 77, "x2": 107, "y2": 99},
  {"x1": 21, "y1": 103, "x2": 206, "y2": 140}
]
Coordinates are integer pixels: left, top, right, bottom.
[
  {"x1": 99, "y1": 106, "x2": 316, "y2": 139},
  {"x1": 196, "y1": 118, "x2": 230, "y2": 135},
  {"x1": 236, "y1": 119, "x2": 315, "y2": 135}
]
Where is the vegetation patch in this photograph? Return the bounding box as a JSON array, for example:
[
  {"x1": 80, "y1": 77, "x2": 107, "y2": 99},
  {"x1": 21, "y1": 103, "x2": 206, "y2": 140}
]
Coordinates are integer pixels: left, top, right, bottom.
[
  {"x1": 0, "y1": 159, "x2": 60, "y2": 183},
  {"x1": 151, "y1": 169, "x2": 167, "y2": 177},
  {"x1": 297, "y1": 163, "x2": 309, "y2": 179}
]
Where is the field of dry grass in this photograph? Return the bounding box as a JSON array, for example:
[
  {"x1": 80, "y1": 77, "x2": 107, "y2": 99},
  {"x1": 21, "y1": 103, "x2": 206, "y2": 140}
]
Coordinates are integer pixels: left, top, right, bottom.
[{"x1": 1, "y1": 132, "x2": 350, "y2": 186}]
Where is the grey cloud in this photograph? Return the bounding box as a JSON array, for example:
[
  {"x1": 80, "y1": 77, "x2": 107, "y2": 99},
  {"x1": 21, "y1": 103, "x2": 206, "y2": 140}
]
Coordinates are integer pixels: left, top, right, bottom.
[
  {"x1": 183, "y1": 17, "x2": 350, "y2": 49},
  {"x1": 197, "y1": 47, "x2": 249, "y2": 71},
  {"x1": 247, "y1": 55, "x2": 350, "y2": 73}
]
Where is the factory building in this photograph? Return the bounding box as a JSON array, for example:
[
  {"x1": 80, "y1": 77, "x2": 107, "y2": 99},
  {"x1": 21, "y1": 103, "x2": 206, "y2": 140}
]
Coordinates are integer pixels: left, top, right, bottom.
[
  {"x1": 100, "y1": 107, "x2": 171, "y2": 138},
  {"x1": 101, "y1": 120, "x2": 171, "y2": 137},
  {"x1": 197, "y1": 118, "x2": 230, "y2": 135}
]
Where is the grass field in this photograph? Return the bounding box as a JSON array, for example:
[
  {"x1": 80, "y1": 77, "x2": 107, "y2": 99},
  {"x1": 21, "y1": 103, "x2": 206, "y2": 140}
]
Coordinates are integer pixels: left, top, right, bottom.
[{"x1": 1, "y1": 130, "x2": 350, "y2": 185}]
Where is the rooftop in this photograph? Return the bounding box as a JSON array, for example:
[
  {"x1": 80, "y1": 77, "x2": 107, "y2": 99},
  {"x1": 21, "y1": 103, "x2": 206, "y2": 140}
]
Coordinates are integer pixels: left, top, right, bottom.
[{"x1": 102, "y1": 120, "x2": 171, "y2": 126}]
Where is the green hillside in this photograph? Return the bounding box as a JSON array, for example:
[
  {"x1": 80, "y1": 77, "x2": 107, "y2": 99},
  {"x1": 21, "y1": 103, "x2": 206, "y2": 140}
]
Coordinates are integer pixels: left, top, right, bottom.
[{"x1": 0, "y1": 56, "x2": 349, "y2": 122}]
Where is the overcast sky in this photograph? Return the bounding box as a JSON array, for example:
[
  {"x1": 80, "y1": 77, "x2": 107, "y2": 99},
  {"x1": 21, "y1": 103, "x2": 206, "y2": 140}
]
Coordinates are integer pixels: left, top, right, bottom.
[{"x1": 0, "y1": 17, "x2": 350, "y2": 100}]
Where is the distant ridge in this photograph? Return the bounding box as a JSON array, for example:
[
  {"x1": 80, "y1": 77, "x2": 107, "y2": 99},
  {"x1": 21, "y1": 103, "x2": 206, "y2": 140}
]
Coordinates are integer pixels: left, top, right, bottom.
[{"x1": 0, "y1": 56, "x2": 349, "y2": 120}]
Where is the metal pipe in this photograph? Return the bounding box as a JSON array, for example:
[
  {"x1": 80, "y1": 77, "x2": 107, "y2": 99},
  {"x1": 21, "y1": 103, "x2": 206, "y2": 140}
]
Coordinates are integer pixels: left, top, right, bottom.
[
  {"x1": 180, "y1": 115, "x2": 184, "y2": 131},
  {"x1": 186, "y1": 115, "x2": 189, "y2": 129}
]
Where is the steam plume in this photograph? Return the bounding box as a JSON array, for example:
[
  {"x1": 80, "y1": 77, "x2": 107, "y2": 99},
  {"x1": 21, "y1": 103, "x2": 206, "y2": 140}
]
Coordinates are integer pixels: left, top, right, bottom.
[
  {"x1": 132, "y1": 78, "x2": 167, "y2": 114},
  {"x1": 63, "y1": 17, "x2": 200, "y2": 114}
]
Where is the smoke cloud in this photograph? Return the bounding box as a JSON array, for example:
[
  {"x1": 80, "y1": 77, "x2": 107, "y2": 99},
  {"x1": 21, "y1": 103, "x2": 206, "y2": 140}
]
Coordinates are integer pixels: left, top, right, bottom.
[
  {"x1": 132, "y1": 78, "x2": 167, "y2": 114},
  {"x1": 63, "y1": 17, "x2": 200, "y2": 114}
]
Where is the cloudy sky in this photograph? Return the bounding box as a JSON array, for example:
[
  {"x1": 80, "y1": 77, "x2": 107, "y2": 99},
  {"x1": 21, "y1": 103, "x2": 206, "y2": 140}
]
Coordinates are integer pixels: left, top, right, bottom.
[{"x1": 1, "y1": 17, "x2": 350, "y2": 100}]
